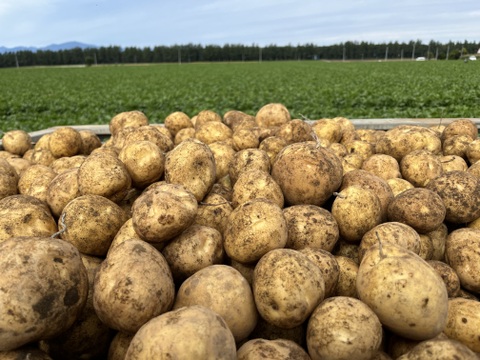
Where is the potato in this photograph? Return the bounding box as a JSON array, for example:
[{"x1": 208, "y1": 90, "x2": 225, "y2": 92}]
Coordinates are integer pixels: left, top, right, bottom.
[
  {"x1": 118, "y1": 140, "x2": 165, "y2": 188},
  {"x1": 466, "y1": 138, "x2": 480, "y2": 164},
  {"x1": 0, "y1": 195, "x2": 57, "y2": 242},
  {"x1": 109, "y1": 110, "x2": 149, "y2": 138},
  {"x1": 48, "y1": 127, "x2": 83, "y2": 158},
  {"x1": 332, "y1": 185, "x2": 383, "y2": 242},
  {"x1": 123, "y1": 125, "x2": 173, "y2": 153},
  {"x1": 34, "y1": 133, "x2": 52, "y2": 151},
  {"x1": 50, "y1": 155, "x2": 86, "y2": 174},
  {"x1": 333, "y1": 256, "x2": 359, "y2": 298},
  {"x1": 78, "y1": 152, "x2": 132, "y2": 203},
  {"x1": 344, "y1": 139, "x2": 375, "y2": 161},
  {"x1": 387, "y1": 177, "x2": 414, "y2": 197},
  {"x1": 387, "y1": 188, "x2": 446, "y2": 234},
  {"x1": 237, "y1": 338, "x2": 310, "y2": 360},
  {"x1": 162, "y1": 225, "x2": 224, "y2": 283},
  {"x1": 193, "y1": 192, "x2": 232, "y2": 234},
  {"x1": 361, "y1": 154, "x2": 401, "y2": 180},
  {"x1": 131, "y1": 182, "x2": 198, "y2": 243},
  {"x1": 165, "y1": 138, "x2": 216, "y2": 201},
  {"x1": 232, "y1": 128, "x2": 260, "y2": 150},
  {"x1": 123, "y1": 306, "x2": 236, "y2": 359},
  {"x1": 0, "y1": 159, "x2": 18, "y2": 200},
  {"x1": 229, "y1": 148, "x2": 271, "y2": 185},
  {"x1": 442, "y1": 134, "x2": 474, "y2": 159},
  {"x1": 173, "y1": 265, "x2": 257, "y2": 342},
  {"x1": 276, "y1": 119, "x2": 312, "y2": 144},
  {"x1": 78, "y1": 129, "x2": 102, "y2": 155},
  {"x1": 333, "y1": 238, "x2": 359, "y2": 263},
  {"x1": 396, "y1": 338, "x2": 478, "y2": 360},
  {"x1": 272, "y1": 142, "x2": 342, "y2": 206},
  {"x1": 418, "y1": 234, "x2": 434, "y2": 260},
  {"x1": 253, "y1": 248, "x2": 325, "y2": 329},
  {"x1": 307, "y1": 296, "x2": 383, "y2": 360},
  {"x1": 164, "y1": 111, "x2": 192, "y2": 137},
  {"x1": 443, "y1": 298, "x2": 480, "y2": 352},
  {"x1": 223, "y1": 109, "x2": 255, "y2": 131},
  {"x1": 358, "y1": 222, "x2": 421, "y2": 263},
  {"x1": 284, "y1": 204, "x2": 339, "y2": 252},
  {"x1": 299, "y1": 247, "x2": 340, "y2": 298},
  {"x1": 259, "y1": 136, "x2": 289, "y2": 166},
  {"x1": 426, "y1": 223, "x2": 448, "y2": 261},
  {"x1": 232, "y1": 169, "x2": 284, "y2": 208},
  {"x1": 194, "y1": 109, "x2": 222, "y2": 128},
  {"x1": 311, "y1": 118, "x2": 342, "y2": 144},
  {"x1": 224, "y1": 198, "x2": 287, "y2": 263},
  {"x1": 195, "y1": 121, "x2": 233, "y2": 144},
  {"x1": 441, "y1": 118, "x2": 478, "y2": 142},
  {"x1": 376, "y1": 125, "x2": 442, "y2": 161},
  {"x1": 108, "y1": 332, "x2": 134, "y2": 360},
  {"x1": 445, "y1": 228, "x2": 480, "y2": 293},
  {"x1": 93, "y1": 239, "x2": 175, "y2": 334},
  {"x1": 357, "y1": 242, "x2": 448, "y2": 340},
  {"x1": 341, "y1": 153, "x2": 364, "y2": 174},
  {"x1": 1, "y1": 129, "x2": 32, "y2": 156},
  {"x1": 174, "y1": 127, "x2": 195, "y2": 145},
  {"x1": 426, "y1": 170, "x2": 480, "y2": 223},
  {"x1": 439, "y1": 155, "x2": 468, "y2": 172},
  {"x1": 0, "y1": 237, "x2": 88, "y2": 351},
  {"x1": 5, "y1": 156, "x2": 32, "y2": 176},
  {"x1": 17, "y1": 164, "x2": 57, "y2": 203},
  {"x1": 46, "y1": 168, "x2": 81, "y2": 218},
  {"x1": 0, "y1": 346, "x2": 53, "y2": 359},
  {"x1": 255, "y1": 103, "x2": 291, "y2": 128},
  {"x1": 427, "y1": 260, "x2": 461, "y2": 297},
  {"x1": 60, "y1": 194, "x2": 128, "y2": 256},
  {"x1": 400, "y1": 150, "x2": 443, "y2": 187},
  {"x1": 333, "y1": 116, "x2": 355, "y2": 136},
  {"x1": 328, "y1": 142, "x2": 347, "y2": 158},
  {"x1": 467, "y1": 160, "x2": 480, "y2": 180}
]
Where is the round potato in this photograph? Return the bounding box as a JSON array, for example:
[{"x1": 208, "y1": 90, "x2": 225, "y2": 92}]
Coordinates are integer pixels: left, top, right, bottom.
[
  {"x1": 237, "y1": 338, "x2": 310, "y2": 360},
  {"x1": 164, "y1": 111, "x2": 192, "y2": 137},
  {"x1": 50, "y1": 155, "x2": 86, "y2": 174},
  {"x1": 307, "y1": 296, "x2": 383, "y2": 360},
  {"x1": 284, "y1": 204, "x2": 339, "y2": 252},
  {"x1": 131, "y1": 182, "x2": 198, "y2": 243},
  {"x1": 224, "y1": 198, "x2": 288, "y2": 263},
  {"x1": 123, "y1": 125, "x2": 173, "y2": 153},
  {"x1": 272, "y1": 142, "x2": 342, "y2": 206},
  {"x1": 400, "y1": 150, "x2": 443, "y2": 187},
  {"x1": 442, "y1": 134, "x2": 474, "y2": 159},
  {"x1": 1, "y1": 129, "x2": 32, "y2": 156},
  {"x1": 194, "y1": 109, "x2": 222, "y2": 128},
  {"x1": 255, "y1": 103, "x2": 291, "y2": 128},
  {"x1": 47, "y1": 168, "x2": 81, "y2": 218},
  {"x1": 427, "y1": 260, "x2": 461, "y2": 298},
  {"x1": 118, "y1": 140, "x2": 165, "y2": 188},
  {"x1": 418, "y1": 234, "x2": 434, "y2": 260},
  {"x1": 426, "y1": 170, "x2": 480, "y2": 223},
  {"x1": 443, "y1": 298, "x2": 480, "y2": 353},
  {"x1": 253, "y1": 248, "x2": 325, "y2": 329},
  {"x1": 165, "y1": 138, "x2": 216, "y2": 201},
  {"x1": 162, "y1": 225, "x2": 224, "y2": 283},
  {"x1": 0, "y1": 237, "x2": 88, "y2": 351},
  {"x1": 299, "y1": 247, "x2": 340, "y2": 298},
  {"x1": 108, "y1": 332, "x2": 134, "y2": 360},
  {"x1": 466, "y1": 138, "x2": 480, "y2": 165},
  {"x1": 258, "y1": 136, "x2": 289, "y2": 166},
  {"x1": 332, "y1": 185, "x2": 383, "y2": 242},
  {"x1": 361, "y1": 154, "x2": 401, "y2": 180},
  {"x1": 229, "y1": 148, "x2": 271, "y2": 185},
  {"x1": 48, "y1": 127, "x2": 83, "y2": 158},
  {"x1": 341, "y1": 153, "x2": 364, "y2": 174},
  {"x1": 276, "y1": 119, "x2": 312, "y2": 144},
  {"x1": 0, "y1": 159, "x2": 18, "y2": 200},
  {"x1": 396, "y1": 338, "x2": 478, "y2": 360},
  {"x1": 125, "y1": 305, "x2": 236, "y2": 359},
  {"x1": 78, "y1": 129, "x2": 102, "y2": 155},
  {"x1": 60, "y1": 194, "x2": 128, "y2": 256},
  {"x1": 173, "y1": 265, "x2": 257, "y2": 342},
  {"x1": 174, "y1": 127, "x2": 195, "y2": 145},
  {"x1": 208, "y1": 141, "x2": 236, "y2": 181},
  {"x1": 193, "y1": 192, "x2": 233, "y2": 235},
  {"x1": 78, "y1": 152, "x2": 132, "y2": 203},
  {"x1": 5, "y1": 156, "x2": 32, "y2": 176},
  {"x1": 109, "y1": 110, "x2": 149, "y2": 138},
  {"x1": 18, "y1": 164, "x2": 57, "y2": 203},
  {"x1": 311, "y1": 118, "x2": 342, "y2": 144},
  {"x1": 93, "y1": 239, "x2": 175, "y2": 334},
  {"x1": 232, "y1": 128, "x2": 260, "y2": 150},
  {"x1": 223, "y1": 109, "x2": 255, "y2": 131},
  {"x1": 195, "y1": 121, "x2": 233, "y2": 144},
  {"x1": 232, "y1": 169, "x2": 284, "y2": 208},
  {"x1": 387, "y1": 177, "x2": 415, "y2": 197},
  {"x1": 439, "y1": 155, "x2": 468, "y2": 172},
  {"x1": 357, "y1": 241, "x2": 448, "y2": 340},
  {"x1": 387, "y1": 188, "x2": 446, "y2": 234},
  {"x1": 333, "y1": 255, "x2": 359, "y2": 298},
  {"x1": 0, "y1": 195, "x2": 57, "y2": 243},
  {"x1": 441, "y1": 118, "x2": 478, "y2": 142},
  {"x1": 344, "y1": 139, "x2": 375, "y2": 161}
]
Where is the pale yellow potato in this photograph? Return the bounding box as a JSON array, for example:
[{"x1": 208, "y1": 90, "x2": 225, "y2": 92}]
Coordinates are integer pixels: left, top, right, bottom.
[
  {"x1": 311, "y1": 118, "x2": 342, "y2": 144},
  {"x1": 427, "y1": 260, "x2": 461, "y2": 298},
  {"x1": 387, "y1": 177, "x2": 414, "y2": 197},
  {"x1": 131, "y1": 182, "x2": 198, "y2": 243},
  {"x1": 1, "y1": 129, "x2": 32, "y2": 156},
  {"x1": 109, "y1": 110, "x2": 149, "y2": 138},
  {"x1": 5, "y1": 156, "x2": 32, "y2": 176},
  {"x1": 193, "y1": 192, "x2": 233, "y2": 235},
  {"x1": 124, "y1": 305, "x2": 236, "y2": 359},
  {"x1": 299, "y1": 247, "x2": 340, "y2": 298},
  {"x1": 194, "y1": 109, "x2": 222, "y2": 129},
  {"x1": 208, "y1": 141, "x2": 236, "y2": 181},
  {"x1": 0, "y1": 159, "x2": 18, "y2": 200},
  {"x1": 164, "y1": 111, "x2": 192, "y2": 137},
  {"x1": 174, "y1": 127, "x2": 195, "y2": 145},
  {"x1": 0, "y1": 195, "x2": 57, "y2": 242},
  {"x1": 426, "y1": 223, "x2": 448, "y2": 261},
  {"x1": 108, "y1": 332, "x2": 134, "y2": 360},
  {"x1": 332, "y1": 185, "x2": 382, "y2": 242},
  {"x1": 165, "y1": 137, "x2": 216, "y2": 201},
  {"x1": 284, "y1": 204, "x2": 339, "y2": 252},
  {"x1": 123, "y1": 125, "x2": 173, "y2": 153},
  {"x1": 78, "y1": 129, "x2": 102, "y2": 155},
  {"x1": 162, "y1": 225, "x2": 224, "y2": 283},
  {"x1": 396, "y1": 338, "x2": 478, "y2": 360},
  {"x1": 341, "y1": 153, "x2": 364, "y2": 174},
  {"x1": 272, "y1": 142, "x2": 342, "y2": 206},
  {"x1": 46, "y1": 168, "x2": 81, "y2": 218},
  {"x1": 357, "y1": 242, "x2": 448, "y2": 340},
  {"x1": 258, "y1": 136, "x2": 288, "y2": 166},
  {"x1": 442, "y1": 134, "x2": 474, "y2": 159},
  {"x1": 441, "y1": 118, "x2": 478, "y2": 142},
  {"x1": 34, "y1": 133, "x2": 52, "y2": 151},
  {"x1": 333, "y1": 238, "x2": 359, "y2": 263},
  {"x1": 466, "y1": 138, "x2": 480, "y2": 164},
  {"x1": 276, "y1": 119, "x2": 313, "y2": 144},
  {"x1": 232, "y1": 169, "x2": 284, "y2": 208},
  {"x1": 253, "y1": 248, "x2": 325, "y2": 329},
  {"x1": 439, "y1": 155, "x2": 468, "y2": 172},
  {"x1": 387, "y1": 188, "x2": 446, "y2": 234},
  {"x1": 344, "y1": 139, "x2": 375, "y2": 161},
  {"x1": 17, "y1": 164, "x2": 56, "y2": 203},
  {"x1": 232, "y1": 128, "x2": 260, "y2": 150},
  {"x1": 237, "y1": 339, "x2": 310, "y2": 360},
  {"x1": 333, "y1": 255, "x2": 359, "y2": 298},
  {"x1": 417, "y1": 234, "x2": 434, "y2": 260},
  {"x1": 30, "y1": 148, "x2": 57, "y2": 166},
  {"x1": 356, "y1": 128, "x2": 379, "y2": 144},
  {"x1": 255, "y1": 103, "x2": 291, "y2": 128},
  {"x1": 60, "y1": 194, "x2": 128, "y2": 256},
  {"x1": 361, "y1": 154, "x2": 401, "y2": 180},
  {"x1": 229, "y1": 148, "x2": 271, "y2": 185},
  {"x1": 50, "y1": 155, "x2": 86, "y2": 174},
  {"x1": 223, "y1": 109, "x2": 256, "y2": 131},
  {"x1": 400, "y1": 150, "x2": 443, "y2": 187},
  {"x1": 0, "y1": 237, "x2": 88, "y2": 351},
  {"x1": 93, "y1": 239, "x2": 175, "y2": 334},
  {"x1": 48, "y1": 127, "x2": 83, "y2": 158},
  {"x1": 118, "y1": 140, "x2": 165, "y2": 188},
  {"x1": 307, "y1": 296, "x2": 383, "y2": 360},
  {"x1": 195, "y1": 121, "x2": 233, "y2": 144},
  {"x1": 443, "y1": 298, "x2": 480, "y2": 353},
  {"x1": 328, "y1": 142, "x2": 347, "y2": 158}
]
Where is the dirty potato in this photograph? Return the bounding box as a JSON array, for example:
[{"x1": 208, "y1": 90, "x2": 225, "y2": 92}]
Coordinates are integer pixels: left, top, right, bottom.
[
  {"x1": 164, "y1": 111, "x2": 193, "y2": 137},
  {"x1": 229, "y1": 148, "x2": 271, "y2": 185},
  {"x1": 255, "y1": 103, "x2": 291, "y2": 128},
  {"x1": 400, "y1": 150, "x2": 443, "y2": 187},
  {"x1": 18, "y1": 164, "x2": 57, "y2": 202},
  {"x1": 47, "y1": 168, "x2": 81, "y2": 218},
  {"x1": 1, "y1": 129, "x2": 32, "y2": 156},
  {"x1": 232, "y1": 169, "x2": 284, "y2": 208},
  {"x1": 237, "y1": 338, "x2": 310, "y2": 360},
  {"x1": 0, "y1": 159, "x2": 18, "y2": 200},
  {"x1": 48, "y1": 127, "x2": 83, "y2": 158}
]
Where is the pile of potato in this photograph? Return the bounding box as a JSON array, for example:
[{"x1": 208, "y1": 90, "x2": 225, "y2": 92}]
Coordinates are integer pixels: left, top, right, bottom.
[{"x1": 0, "y1": 104, "x2": 479, "y2": 359}]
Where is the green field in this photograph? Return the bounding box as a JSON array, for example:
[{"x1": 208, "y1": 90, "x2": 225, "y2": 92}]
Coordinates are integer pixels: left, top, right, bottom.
[{"x1": 1, "y1": 60, "x2": 479, "y2": 133}]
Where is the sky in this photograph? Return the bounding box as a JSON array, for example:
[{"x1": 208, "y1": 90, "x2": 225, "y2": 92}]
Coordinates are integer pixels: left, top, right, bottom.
[{"x1": 1, "y1": 0, "x2": 479, "y2": 48}]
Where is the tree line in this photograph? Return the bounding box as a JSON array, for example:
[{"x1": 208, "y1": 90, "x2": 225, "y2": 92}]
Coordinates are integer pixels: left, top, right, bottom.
[{"x1": 0, "y1": 40, "x2": 478, "y2": 68}]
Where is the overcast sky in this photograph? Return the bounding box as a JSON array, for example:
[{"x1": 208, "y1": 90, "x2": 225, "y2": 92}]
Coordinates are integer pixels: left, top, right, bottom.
[{"x1": 1, "y1": 0, "x2": 479, "y2": 48}]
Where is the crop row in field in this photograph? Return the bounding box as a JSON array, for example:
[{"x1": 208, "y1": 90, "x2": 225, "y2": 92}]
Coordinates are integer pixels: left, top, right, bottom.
[{"x1": 0, "y1": 60, "x2": 479, "y2": 133}]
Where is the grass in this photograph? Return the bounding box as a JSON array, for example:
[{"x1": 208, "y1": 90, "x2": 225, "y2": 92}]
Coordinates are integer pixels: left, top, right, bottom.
[{"x1": 1, "y1": 60, "x2": 479, "y2": 133}]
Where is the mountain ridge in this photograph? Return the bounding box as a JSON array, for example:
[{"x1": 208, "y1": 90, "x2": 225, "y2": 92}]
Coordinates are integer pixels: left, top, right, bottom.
[{"x1": 0, "y1": 41, "x2": 97, "y2": 54}]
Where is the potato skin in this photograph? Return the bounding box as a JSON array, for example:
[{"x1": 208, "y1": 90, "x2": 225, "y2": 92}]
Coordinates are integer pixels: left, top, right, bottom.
[
  {"x1": 237, "y1": 338, "x2": 310, "y2": 360},
  {"x1": 49, "y1": 127, "x2": 83, "y2": 158},
  {"x1": 255, "y1": 103, "x2": 291, "y2": 128},
  {"x1": 0, "y1": 159, "x2": 18, "y2": 200},
  {"x1": 443, "y1": 298, "x2": 480, "y2": 353},
  {"x1": 93, "y1": 239, "x2": 175, "y2": 334},
  {"x1": 46, "y1": 168, "x2": 81, "y2": 218},
  {"x1": 357, "y1": 242, "x2": 448, "y2": 340},
  {"x1": 125, "y1": 305, "x2": 237, "y2": 360},
  {"x1": 397, "y1": 338, "x2": 478, "y2": 360},
  {"x1": 0, "y1": 237, "x2": 88, "y2": 351},
  {"x1": 232, "y1": 169, "x2": 284, "y2": 208},
  {"x1": 1, "y1": 129, "x2": 32, "y2": 156},
  {"x1": 307, "y1": 296, "x2": 383, "y2": 360}
]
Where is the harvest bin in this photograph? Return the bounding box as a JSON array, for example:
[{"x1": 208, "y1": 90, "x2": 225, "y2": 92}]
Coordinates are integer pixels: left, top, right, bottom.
[{"x1": 1, "y1": 118, "x2": 479, "y2": 149}]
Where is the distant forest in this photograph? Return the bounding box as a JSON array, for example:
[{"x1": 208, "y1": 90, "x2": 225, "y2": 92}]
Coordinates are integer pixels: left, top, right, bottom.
[{"x1": 1, "y1": 40, "x2": 479, "y2": 68}]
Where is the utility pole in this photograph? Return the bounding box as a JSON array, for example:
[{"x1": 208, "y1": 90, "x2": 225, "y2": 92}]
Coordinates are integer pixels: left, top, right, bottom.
[
  {"x1": 446, "y1": 44, "x2": 450, "y2": 60},
  {"x1": 412, "y1": 43, "x2": 416, "y2": 60},
  {"x1": 15, "y1": 53, "x2": 19, "y2": 68},
  {"x1": 435, "y1": 47, "x2": 439, "y2": 60},
  {"x1": 401, "y1": 48, "x2": 404, "y2": 60},
  {"x1": 385, "y1": 46, "x2": 388, "y2": 61},
  {"x1": 342, "y1": 43, "x2": 346, "y2": 62},
  {"x1": 178, "y1": 48, "x2": 181, "y2": 65},
  {"x1": 259, "y1": 46, "x2": 262, "y2": 62}
]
